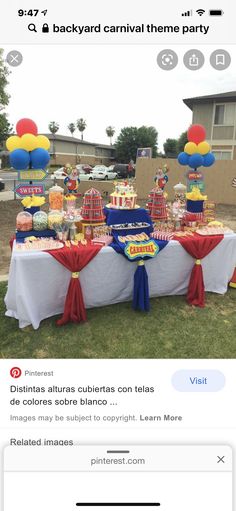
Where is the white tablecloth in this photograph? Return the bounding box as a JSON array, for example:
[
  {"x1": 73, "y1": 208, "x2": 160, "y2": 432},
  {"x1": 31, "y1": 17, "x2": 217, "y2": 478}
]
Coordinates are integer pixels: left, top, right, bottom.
[{"x1": 5, "y1": 235, "x2": 236, "y2": 329}]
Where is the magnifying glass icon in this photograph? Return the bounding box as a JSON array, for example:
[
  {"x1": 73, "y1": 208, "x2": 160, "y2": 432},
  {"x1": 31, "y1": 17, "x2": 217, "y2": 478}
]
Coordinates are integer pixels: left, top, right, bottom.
[{"x1": 28, "y1": 23, "x2": 37, "y2": 33}]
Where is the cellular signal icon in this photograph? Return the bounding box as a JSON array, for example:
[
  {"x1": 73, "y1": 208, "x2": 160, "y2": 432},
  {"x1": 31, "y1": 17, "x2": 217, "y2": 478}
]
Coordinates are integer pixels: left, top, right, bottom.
[
  {"x1": 182, "y1": 10, "x2": 193, "y2": 16},
  {"x1": 196, "y1": 9, "x2": 205, "y2": 15}
]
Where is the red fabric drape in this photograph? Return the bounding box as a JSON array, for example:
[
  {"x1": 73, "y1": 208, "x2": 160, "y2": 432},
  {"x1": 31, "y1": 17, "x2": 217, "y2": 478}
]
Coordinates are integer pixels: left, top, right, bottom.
[
  {"x1": 9, "y1": 236, "x2": 16, "y2": 251},
  {"x1": 47, "y1": 244, "x2": 102, "y2": 325},
  {"x1": 175, "y1": 234, "x2": 224, "y2": 307}
]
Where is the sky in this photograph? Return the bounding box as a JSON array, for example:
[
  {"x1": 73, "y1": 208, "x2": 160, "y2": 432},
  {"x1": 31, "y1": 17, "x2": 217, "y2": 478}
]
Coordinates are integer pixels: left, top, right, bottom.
[{"x1": 2, "y1": 44, "x2": 236, "y2": 151}]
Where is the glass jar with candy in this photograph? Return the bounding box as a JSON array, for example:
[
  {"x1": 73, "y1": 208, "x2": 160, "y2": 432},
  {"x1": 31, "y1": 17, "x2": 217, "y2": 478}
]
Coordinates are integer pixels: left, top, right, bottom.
[
  {"x1": 16, "y1": 211, "x2": 33, "y2": 232},
  {"x1": 33, "y1": 211, "x2": 48, "y2": 231},
  {"x1": 49, "y1": 185, "x2": 64, "y2": 211}
]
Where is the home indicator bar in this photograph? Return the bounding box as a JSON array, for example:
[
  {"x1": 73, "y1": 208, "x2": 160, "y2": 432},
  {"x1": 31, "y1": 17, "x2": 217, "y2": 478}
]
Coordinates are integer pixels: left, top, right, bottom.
[{"x1": 76, "y1": 504, "x2": 161, "y2": 508}]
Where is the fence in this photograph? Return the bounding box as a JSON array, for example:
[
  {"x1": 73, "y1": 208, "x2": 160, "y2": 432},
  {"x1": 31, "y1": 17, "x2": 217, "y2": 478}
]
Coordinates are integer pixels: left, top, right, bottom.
[{"x1": 135, "y1": 157, "x2": 236, "y2": 205}]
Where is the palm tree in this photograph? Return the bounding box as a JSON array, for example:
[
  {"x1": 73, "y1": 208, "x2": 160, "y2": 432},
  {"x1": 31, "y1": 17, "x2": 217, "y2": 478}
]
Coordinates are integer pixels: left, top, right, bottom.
[
  {"x1": 48, "y1": 121, "x2": 59, "y2": 134},
  {"x1": 48, "y1": 122, "x2": 59, "y2": 158},
  {"x1": 106, "y1": 126, "x2": 115, "y2": 145},
  {"x1": 68, "y1": 122, "x2": 76, "y2": 136},
  {"x1": 76, "y1": 118, "x2": 87, "y2": 140}
]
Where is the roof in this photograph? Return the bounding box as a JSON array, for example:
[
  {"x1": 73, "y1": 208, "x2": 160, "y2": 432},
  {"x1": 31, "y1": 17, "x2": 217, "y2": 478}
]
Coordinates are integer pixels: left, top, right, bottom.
[
  {"x1": 183, "y1": 91, "x2": 236, "y2": 110},
  {"x1": 45, "y1": 133, "x2": 115, "y2": 150}
]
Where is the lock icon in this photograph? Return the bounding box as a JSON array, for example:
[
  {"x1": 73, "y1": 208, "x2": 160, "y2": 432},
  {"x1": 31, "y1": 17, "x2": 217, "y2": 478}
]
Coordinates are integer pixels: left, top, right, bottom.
[{"x1": 42, "y1": 23, "x2": 49, "y2": 33}]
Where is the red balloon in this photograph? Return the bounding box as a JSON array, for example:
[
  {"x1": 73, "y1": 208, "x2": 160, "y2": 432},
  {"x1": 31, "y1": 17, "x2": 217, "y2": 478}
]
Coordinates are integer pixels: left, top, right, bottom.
[
  {"x1": 187, "y1": 124, "x2": 206, "y2": 144},
  {"x1": 16, "y1": 118, "x2": 38, "y2": 136}
]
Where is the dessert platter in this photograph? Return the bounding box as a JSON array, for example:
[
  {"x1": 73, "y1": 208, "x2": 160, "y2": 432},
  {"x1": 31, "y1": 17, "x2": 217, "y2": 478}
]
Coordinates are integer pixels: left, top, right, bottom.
[
  {"x1": 110, "y1": 222, "x2": 150, "y2": 230},
  {"x1": 15, "y1": 238, "x2": 64, "y2": 251}
]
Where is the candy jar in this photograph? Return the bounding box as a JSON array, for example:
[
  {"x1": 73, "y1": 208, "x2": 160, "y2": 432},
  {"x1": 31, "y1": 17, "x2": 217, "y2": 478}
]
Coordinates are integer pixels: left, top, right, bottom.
[
  {"x1": 65, "y1": 195, "x2": 76, "y2": 214},
  {"x1": 69, "y1": 223, "x2": 77, "y2": 241},
  {"x1": 16, "y1": 211, "x2": 33, "y2": 232},
  {"x1": 48, "y1": 210, "x2": 64, "y2": 230},
  {"x1": 33, "y1": 211, "x2": 48, "y2": 231},
  {"x1": 49, "y1": 185, "x2": 64, "y2": 211}
]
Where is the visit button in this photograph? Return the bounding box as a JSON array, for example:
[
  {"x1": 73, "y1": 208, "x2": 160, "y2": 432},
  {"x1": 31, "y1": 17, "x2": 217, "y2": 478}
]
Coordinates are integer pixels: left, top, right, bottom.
[{"x1": 172, "y1": 370, "x2": 225, "y2": 392}]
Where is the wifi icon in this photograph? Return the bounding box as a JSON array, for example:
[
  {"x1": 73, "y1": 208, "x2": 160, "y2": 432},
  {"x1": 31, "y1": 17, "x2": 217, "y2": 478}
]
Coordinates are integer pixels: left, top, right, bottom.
[{"x1": 196, "y1": 9, "x2": 205, "y2": 15}]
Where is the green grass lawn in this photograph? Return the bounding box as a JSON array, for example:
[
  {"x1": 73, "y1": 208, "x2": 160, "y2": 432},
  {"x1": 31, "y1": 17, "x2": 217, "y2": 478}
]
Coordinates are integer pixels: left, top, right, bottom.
[{"x1": 1, "y1": 282, "x2": 236, "y2": 359}]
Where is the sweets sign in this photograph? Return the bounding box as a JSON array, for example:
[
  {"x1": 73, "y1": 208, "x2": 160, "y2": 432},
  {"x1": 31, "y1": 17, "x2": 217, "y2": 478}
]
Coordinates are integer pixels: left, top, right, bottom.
[{"x1": 14, "y1": 184, "x2": 45, "y2": 197}]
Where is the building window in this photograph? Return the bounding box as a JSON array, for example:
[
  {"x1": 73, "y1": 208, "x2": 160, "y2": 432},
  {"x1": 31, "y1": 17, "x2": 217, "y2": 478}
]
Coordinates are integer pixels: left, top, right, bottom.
[
  {"x1": 212, "y1": 151, "x2": 232, "y2": 160},
  {"x1": 214, "y1": 103, "x2": 236, "y2": 126},
  {"x1": 214, "y1": 105, "x2": 225, "y2": 125}
]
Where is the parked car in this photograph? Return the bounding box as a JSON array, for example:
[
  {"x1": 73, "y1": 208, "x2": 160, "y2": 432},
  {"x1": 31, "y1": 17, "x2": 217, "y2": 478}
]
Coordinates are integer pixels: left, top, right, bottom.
[
  {"x1": 76, "y1": 164, "x2": 93, "y2": 174},
  {"x1": 113, "y1": 164, "x2": 135, "y2": 179},
  {"x1": 79, "y1": 172, "x2": 94, "y2": 181},
  {"x1": 93, "y1": 165, "x2": 108, "y2": 170},
  {"x1": 50, "y1": 167, "x2": 67, "y2": 180},
  {"x1": 91, "y1": 167, "x2": 118, "y2": 180},
  {"x1": 51, "y1": 165, "x2": 93, "y2": 180},
  {"x1": 0, "y1": 178, "x2": 5, "y2": 191}
]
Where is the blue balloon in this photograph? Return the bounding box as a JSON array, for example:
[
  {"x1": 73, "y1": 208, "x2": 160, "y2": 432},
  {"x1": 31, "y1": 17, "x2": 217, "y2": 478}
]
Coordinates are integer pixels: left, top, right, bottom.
[
  {"x1": 30, "y1": 148, "x2": 50, "y2": 169},
  {"x1": 188, "y1": 153, "x2": 204, "y2": 169},
  {"x1": 164, "y1": 175, "x2": 168, "y2": 182},
  {"x1": 203, "y1": 152, "x2": 215, "y2": 167},
  {"x1": 178, "y1": 152, "x2": 189, "y2": 165},
  {"x1": 9, "y1": 149, "x2": 30, "y2": 170}
]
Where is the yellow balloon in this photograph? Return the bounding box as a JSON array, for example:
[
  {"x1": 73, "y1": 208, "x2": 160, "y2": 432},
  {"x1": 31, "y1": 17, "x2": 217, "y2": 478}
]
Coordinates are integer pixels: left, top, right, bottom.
[
  {"x1": 6, "y1": 135, "x2": 21, "y2": 152},
  {"x1": 197, "y1": 141, "x2": 211, "y2": 155},
  {"x1": 20, "y1": 133, "x2": 38, "y2": 151},
  {"x1": 184, "y1": 142, "x2": 198, "y2": 155},
  {"x1": 36, "y1": 135, "x2": 50, "y2": 150}
]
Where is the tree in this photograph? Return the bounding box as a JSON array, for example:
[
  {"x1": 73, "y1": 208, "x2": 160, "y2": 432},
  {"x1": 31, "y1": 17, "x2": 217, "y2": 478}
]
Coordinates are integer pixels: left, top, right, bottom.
[
  {"x1": 0, "y1": 48, "x2": 12, "y2": 147},
  {"x1": 0, "y1": 115, "x2": 12, "y2": 146},
  {"x1": 177, "y1": 131, "x2": 188, "y2": 153},
  {"x1": 0, "y1": 48, "x2": 10, "y2": 110},
  {"x1": 68, "y1": 122, "x2": 76, "y2": 136},
  {"x1": 106, "y1": 126, "x2": 115, "y2": 145},
  {"x1": 48, "y1": 122, "x2": 59, "y2": 157},
  {"x1": 115, "y1": 126, "x2": 158, "y2": 162},
  {"x1": 48, "y1": 121, "x2": 59, "y2": 134},
  {"x1": 163, "y1": 138, "x2": 178, "y2": 158},
  {"x1": 77, "y1": 118, "x2": 87, "y2": 140}
]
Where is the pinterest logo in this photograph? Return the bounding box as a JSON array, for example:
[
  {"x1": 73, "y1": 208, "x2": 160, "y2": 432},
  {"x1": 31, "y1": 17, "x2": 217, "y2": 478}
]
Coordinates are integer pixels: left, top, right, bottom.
[{"x1": 10, "y1": 367, "x2": 22, "y2": 378}]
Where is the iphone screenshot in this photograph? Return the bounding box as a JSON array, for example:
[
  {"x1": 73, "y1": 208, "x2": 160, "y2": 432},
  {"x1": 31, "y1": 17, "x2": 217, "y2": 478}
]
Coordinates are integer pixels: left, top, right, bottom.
[{"x1": 0, "y1": 1, "x2": 236, "y2": 510}]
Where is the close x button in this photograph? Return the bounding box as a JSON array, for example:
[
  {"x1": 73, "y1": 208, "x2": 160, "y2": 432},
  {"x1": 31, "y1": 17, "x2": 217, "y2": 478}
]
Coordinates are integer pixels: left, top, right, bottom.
[{"x1": 217, "y1": 456, "x2": 225, "y2": 464}]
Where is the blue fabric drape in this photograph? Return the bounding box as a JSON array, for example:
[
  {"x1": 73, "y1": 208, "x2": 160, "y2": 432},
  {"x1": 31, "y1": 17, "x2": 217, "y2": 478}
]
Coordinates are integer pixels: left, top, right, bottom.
[
  {"x1": 111, "y1": 234, "x2": 169, "y2": 312},
  {"x1": 104, "y1": 206, "x2": 169, "y2": 312},
  {"x1": 133, "y1": 262, "x2": 150, "y2": 312},
  {"x1": 104, "y1": 206, "x2": 153, "y2": 233}
]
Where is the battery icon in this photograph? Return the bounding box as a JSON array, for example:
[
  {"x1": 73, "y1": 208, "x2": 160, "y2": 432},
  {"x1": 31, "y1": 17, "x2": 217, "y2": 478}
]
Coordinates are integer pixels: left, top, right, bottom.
[{"x1": 209, "y1": 9, "x2": 224, "y2": 15}]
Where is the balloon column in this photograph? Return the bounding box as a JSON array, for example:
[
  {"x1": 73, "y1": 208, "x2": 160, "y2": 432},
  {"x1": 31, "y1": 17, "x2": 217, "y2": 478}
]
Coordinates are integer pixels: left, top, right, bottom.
[
  {"x1": 178, "y1": 124, "x2": 215, "y2": 169},
  {"x1": 6, "y1": 118, "x2": 50, "y2": 171}
]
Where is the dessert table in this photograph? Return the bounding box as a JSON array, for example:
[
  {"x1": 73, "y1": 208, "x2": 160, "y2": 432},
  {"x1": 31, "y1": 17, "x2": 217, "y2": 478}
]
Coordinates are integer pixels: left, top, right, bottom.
[{"x1": 5, "y1": 234, "x2": 236, "y2": 329}]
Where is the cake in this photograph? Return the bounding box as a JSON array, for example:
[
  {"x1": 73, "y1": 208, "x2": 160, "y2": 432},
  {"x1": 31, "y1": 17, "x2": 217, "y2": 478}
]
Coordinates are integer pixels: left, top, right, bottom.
[{"x1": 109, "y1": 182, "x2": 137, "y2": 209}]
